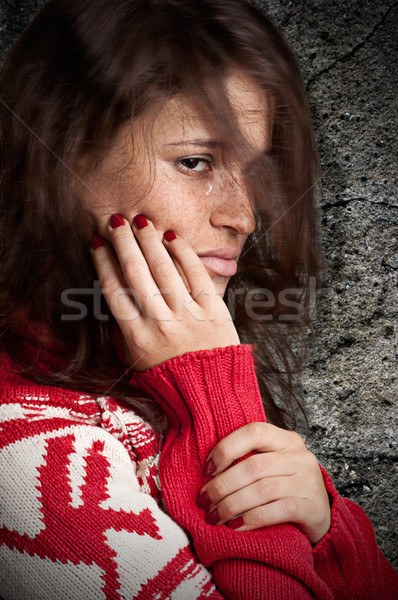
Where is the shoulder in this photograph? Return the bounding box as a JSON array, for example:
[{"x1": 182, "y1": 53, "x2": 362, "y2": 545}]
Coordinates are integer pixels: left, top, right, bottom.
[
  {"x1": 0, "y1": 356, "x2": 219, "y2": 600},
  {"x1": 0, "y1": 351, "x2": 162, "y2": 473},
  {"x1": 0, "y1": 350, "x2": 165, "y2": 512}
]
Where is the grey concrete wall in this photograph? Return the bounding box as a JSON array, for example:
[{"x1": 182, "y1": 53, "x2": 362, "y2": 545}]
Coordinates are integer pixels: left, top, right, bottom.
[
  {"x1": 258, "y1": 0, "x2": 397, "y2": 570},
  {"x1": 1, "y1": 0, "x2": 396, "y2": 569}
]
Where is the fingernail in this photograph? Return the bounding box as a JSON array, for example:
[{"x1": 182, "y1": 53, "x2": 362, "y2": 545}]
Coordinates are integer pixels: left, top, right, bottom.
[
  {"x1": 133, "y1": 214, "x2": 148, "y2": 230},
  {"x1": 227, "y1": 516, "x2": 244, "y2": 530},
  {"x1": 205, "y1": 458, "x2": 217, "y2": 477},
  {"x1": 204, "y1": 509, "x2": 220, "y2": 525},
  {"x1": 197, "y1": 491, "x2": 212, "y2": 510},
  {"x1": 91, "y1": 235, "x2": 106, "y2": 250},
  {"x1": 163, "y1": 230, "x2": 176, "y2": 242},
  {"x1": 110, "y1": 213, "x2": 125, "y2": 229}
]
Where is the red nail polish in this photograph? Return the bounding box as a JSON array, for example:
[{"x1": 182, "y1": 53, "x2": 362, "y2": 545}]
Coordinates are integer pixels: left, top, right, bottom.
[
  {"x1": 91, "y1": 235, "x2": 106, "y2": 250},
  {"x1": 133, "y1": 214, "x2": 148, "y2": 229},
  {"x1": 227, "y1": 516, "x2": 244, "y2": 530},
  {"x1": 163, "y1": 230, "x2": 176, "y2": 242},
  {"x1": 197, "y1": 491, "x2": 212, "y2": 510},
  {"x1": 205, "y1": 459, "x2": 217, "y2": 477},
  {"x1": 204, "y1": 509, "x2": 220, "y2": 525},
  {"x1": 110, "y1": 213, "x2": 125, "y2": 229}
]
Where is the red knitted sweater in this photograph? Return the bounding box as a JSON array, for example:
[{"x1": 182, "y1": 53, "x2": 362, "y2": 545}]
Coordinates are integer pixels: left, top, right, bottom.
[{"x1": 0, "y1": 338, "x2": 396, "y2": 599}]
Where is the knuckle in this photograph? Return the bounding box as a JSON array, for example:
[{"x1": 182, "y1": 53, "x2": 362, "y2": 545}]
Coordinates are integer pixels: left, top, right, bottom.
[
  {"x1": 257, "y1": 477, "x2": 273, "y2": 500},
  {"x1": 219, "y1": 496, "x2": 238, "y2": 520},
  {"x1": 252, "y1": 504, "x2": 268, "y2": 525},
  {"x1": 123, "y1": 258, "x2": 143, "y2": 282},
  {"x1": 245, "y1": 454, "x2": 264, "y2": 477},
  {"x1": 187, "y1": 261, "x2": 206, "y2": 279},
  {"x1": 304, "y1": 450, "x2": 318, "y2": 470},
  {"x1": 283, "y1": 497, "x2": 299, "y2": 519},
  {"x1": 287, "y1": 430, "x2": 304, "y2": 449},
  {"x1": 153, "y1": 259, "x2": 173, "y2": 278},
  {"x1": 248, "y1": 421, "x2": 264, "y2": 439},
  {"x1": 211, "y1": 477, "x2": 229, "y2": 499},
  {"x1": 124, "y1": 332, "x2": 147, "y2": 355},
  {"x1": 260, "y1": 504, "x2": 272, "y2": 523},
  {"x1": 213, "y1": 442, "x2": 231, "y2": 466},
  {"x1": 100, "y1": 275, "x2": 120, "y2": 297},
  {"x1": 155, "y1": 318, "x2": 174, "y2": 336}
]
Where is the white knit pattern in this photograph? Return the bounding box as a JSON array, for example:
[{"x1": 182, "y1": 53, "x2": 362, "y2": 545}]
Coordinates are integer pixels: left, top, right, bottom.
[{"x1": 0, "y1": 395, "x2": 219, "y2": 599}]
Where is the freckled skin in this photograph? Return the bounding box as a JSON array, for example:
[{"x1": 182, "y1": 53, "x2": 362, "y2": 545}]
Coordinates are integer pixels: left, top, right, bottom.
[{"x1": 80, "y1": 70, "x2": 270, "y2": 297}]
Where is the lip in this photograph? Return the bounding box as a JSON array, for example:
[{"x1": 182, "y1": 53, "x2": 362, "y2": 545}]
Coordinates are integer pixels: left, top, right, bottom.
[
  {"x1": 197, "y1": 246, "x2": 241, "y2": 277},
  {"x1": 199, "y1": 256, "x2": 238, "y2": 277},
  {"x1": 197, "y1": 246, "x2": 241, "y2": 260}
]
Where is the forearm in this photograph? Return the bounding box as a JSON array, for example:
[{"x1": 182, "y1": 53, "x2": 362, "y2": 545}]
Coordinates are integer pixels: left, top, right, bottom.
[
  {"x1": 132, "y1": 344, "x2": 333, "y2": 599},
  {"x1": 313, "y1": 466, "x2": 398, "y2": 599}
]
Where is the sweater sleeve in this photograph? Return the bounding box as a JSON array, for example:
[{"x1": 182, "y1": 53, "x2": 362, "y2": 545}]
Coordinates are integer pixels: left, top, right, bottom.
[
  {"x1": 0, "y1": 409, "x2": 224, "y2": 600},
  {"x1": 312, "y1": 466, "x2": 398, "y2": 599},
  {"x1": 132, "y1": 344, "x2": 332, "y2": 600},
  {"x1": 131, "y1": 344, "x2": 398, "y2": 600}
]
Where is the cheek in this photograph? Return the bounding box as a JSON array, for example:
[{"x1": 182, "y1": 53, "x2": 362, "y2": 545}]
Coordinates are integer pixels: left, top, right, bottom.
[
  {"x1": 81, "y1": 165, "x2": 156, "y2": 234},
  {"x1": 82, "y1": 159, "x2": 211, "y2": 242},
  {"x1": 143, "y1": 171, "x2": 210, "y2": 238},
  {"x1": 79, "y1": 170, "x2": 139, "y2": 231}
]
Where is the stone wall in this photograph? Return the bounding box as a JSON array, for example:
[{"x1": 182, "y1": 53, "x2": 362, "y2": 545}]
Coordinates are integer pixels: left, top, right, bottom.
[
  {"x1": 1, "y1": 0, "x2": 396, "y2": 569},
  {"x1": 257, "y1": 0, "x2": 398, "y2": 569}
]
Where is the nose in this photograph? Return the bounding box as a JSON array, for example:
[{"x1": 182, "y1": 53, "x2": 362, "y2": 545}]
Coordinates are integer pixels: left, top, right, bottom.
[{"x1": 209, "y1": 169, "x2": 256, "y2": 235}]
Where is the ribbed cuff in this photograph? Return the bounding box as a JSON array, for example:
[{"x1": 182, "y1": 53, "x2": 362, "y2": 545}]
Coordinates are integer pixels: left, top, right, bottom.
[
  {"x1": 130, "y1": 344, "x2": 266, "y2": 430},
  {"x1": 311, "y1": 465, "x2": 342, "y2": 556},
  {"x1": 312, "y1": 465, "x2": 398, "y2": 596}
]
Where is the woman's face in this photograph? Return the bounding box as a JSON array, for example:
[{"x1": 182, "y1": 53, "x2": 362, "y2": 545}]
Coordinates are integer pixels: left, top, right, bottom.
[{"x1": 80, "y1": 70, "x2": 270, "y2": 297}]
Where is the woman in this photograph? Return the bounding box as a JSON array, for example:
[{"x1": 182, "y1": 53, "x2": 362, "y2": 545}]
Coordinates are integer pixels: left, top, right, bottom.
[{"x1": 0, "y1": 0, "x2": 396, "y2": 598}]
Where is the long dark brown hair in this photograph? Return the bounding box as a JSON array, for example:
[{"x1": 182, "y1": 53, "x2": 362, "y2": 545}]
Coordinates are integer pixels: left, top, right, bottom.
[{"x1": 0, "y1": 0, "x2": 323, "y2": 441}]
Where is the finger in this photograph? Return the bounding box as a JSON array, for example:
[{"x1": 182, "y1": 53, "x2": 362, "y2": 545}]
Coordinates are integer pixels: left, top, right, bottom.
[
  {"x1": 206, "y1": 422, "x2": 305, "y2": 476},
  {"x1": 225, "y1": 496, "x2": 308, "y2": 532},
  {"x1": 199, "y1": 451, "x2": 301, "y2": 506},
  {"x1": 130, "y1": 216, "x2": 193, "y2": 311},
  {"x1": 90, "y1": 236, "x2": 142, "y2": 323},
  {"x1": 170, "y1": 255, "x2": 192, "y2": 294},
  {"x1": 202, "y1": 475, "x2": 298, "y2": 525},
  {"x1": 107, "y1": 214, "x2": 167, "y2": 318},
  {"x1": 162, "y1": 230, "x2": 217, "y2": 309}
]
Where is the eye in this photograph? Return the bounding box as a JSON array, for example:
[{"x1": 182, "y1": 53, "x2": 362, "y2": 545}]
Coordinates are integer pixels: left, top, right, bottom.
[{"x1": 174, "y1": 156, "x2": 213, "y2": 175}]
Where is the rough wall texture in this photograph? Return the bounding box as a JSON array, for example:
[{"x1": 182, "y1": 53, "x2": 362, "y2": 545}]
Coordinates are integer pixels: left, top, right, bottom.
[{"x1": 1, "y1": 0, "x2": 397, "y2": 569}]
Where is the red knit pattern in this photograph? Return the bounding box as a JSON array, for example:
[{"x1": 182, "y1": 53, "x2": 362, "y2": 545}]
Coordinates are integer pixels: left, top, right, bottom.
[
  {"x1": 0, "y1": 352, "x2": 222, "y2": 599},
  {"x1": 0, "y1": 342, "x2": 397, "y2": 599}
]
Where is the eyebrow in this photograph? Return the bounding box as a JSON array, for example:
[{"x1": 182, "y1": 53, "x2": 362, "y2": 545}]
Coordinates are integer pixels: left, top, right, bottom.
[{"x1": 164, "y1": 139, "x2": 223, "y2": 148}]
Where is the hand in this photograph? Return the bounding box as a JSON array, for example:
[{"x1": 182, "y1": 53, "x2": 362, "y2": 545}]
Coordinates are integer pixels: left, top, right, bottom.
[
  {"x1": 90, "y1": 214, "x2": 240, "y2": 371},
  {"x1": 197, "y1": 422, "x2": 331, "y2": 545}
]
